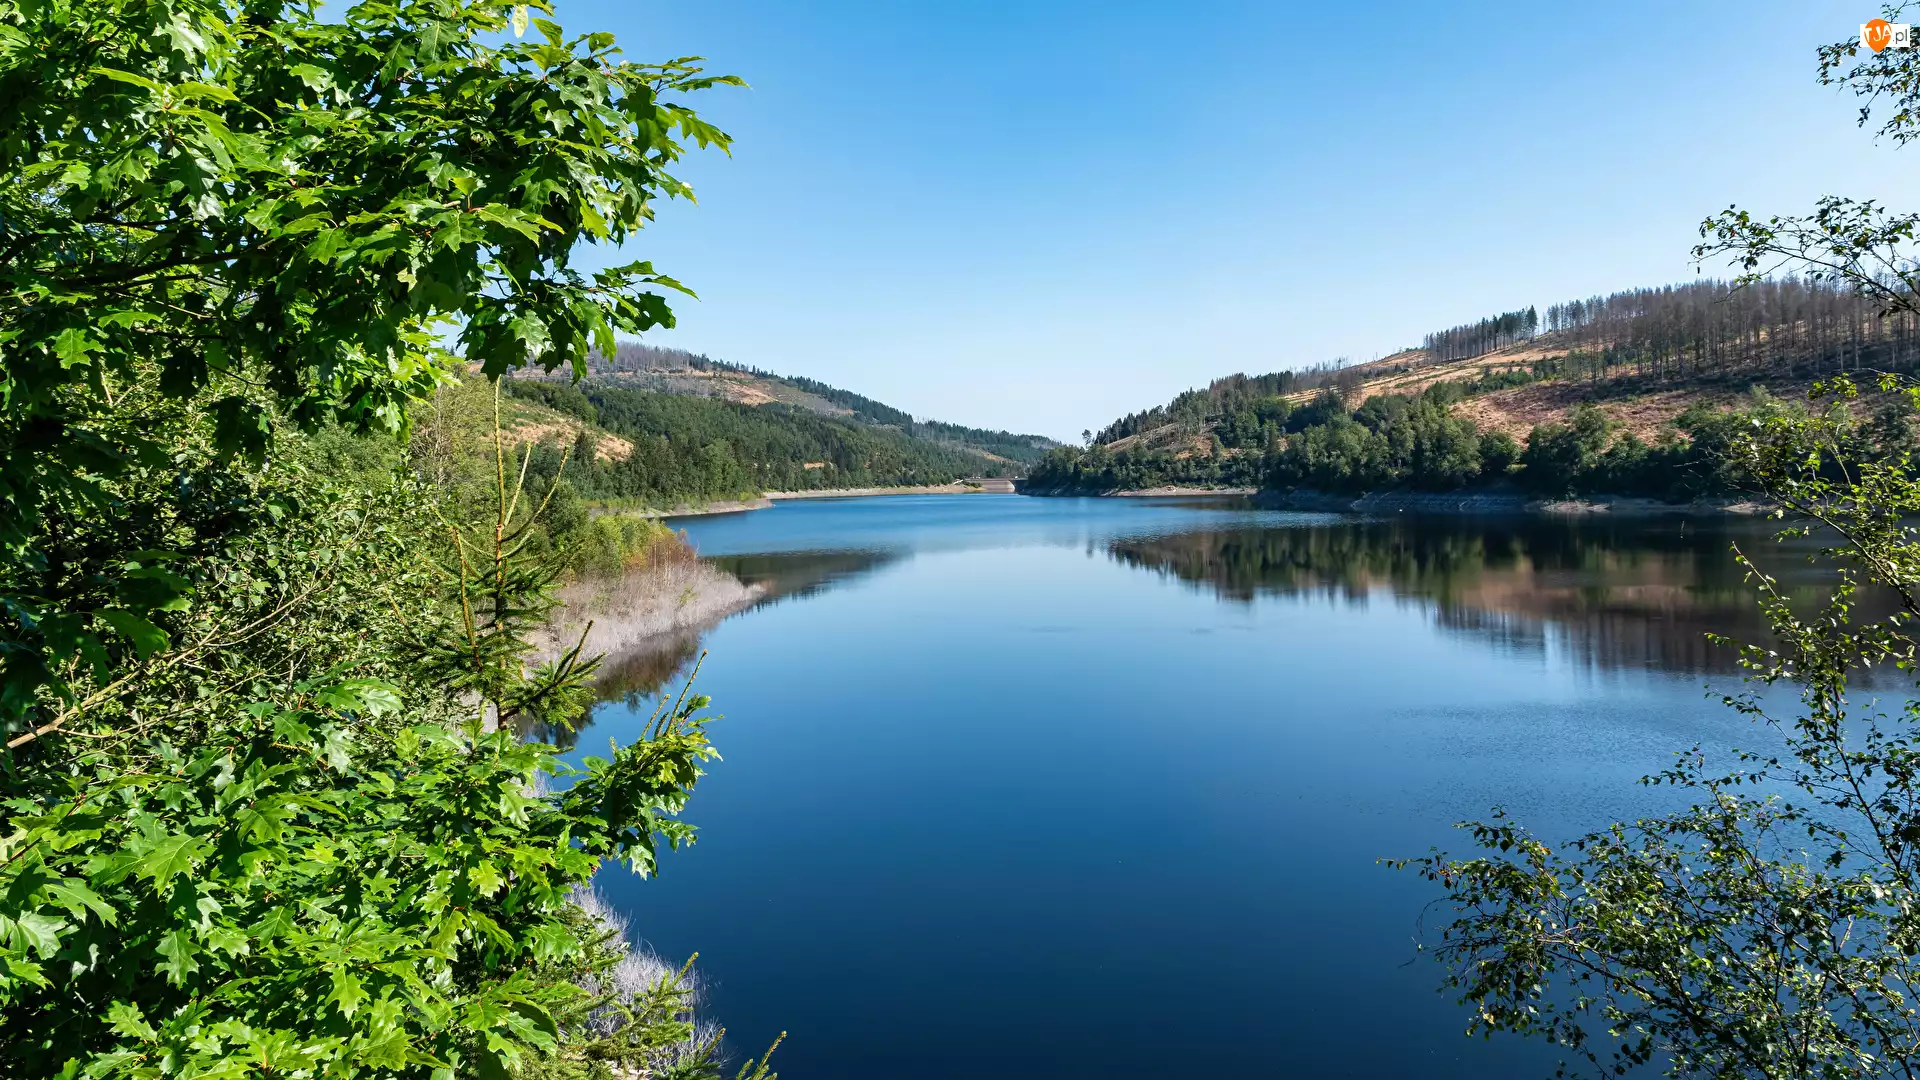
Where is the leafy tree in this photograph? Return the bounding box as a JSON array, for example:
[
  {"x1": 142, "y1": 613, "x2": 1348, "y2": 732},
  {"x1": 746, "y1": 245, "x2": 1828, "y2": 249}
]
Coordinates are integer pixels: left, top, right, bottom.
[
  {"x1": 1478, "y1": 431, "x2": 1521, "y2": 478},
  {"x1": 1519, "y1": 405, "x2": 1614, "y2": 497},
  {"x1": 1, "y1": 392, "x2": 776, "y2": 1078},
  {"x1": 1405, "y1": 380, "x2": 1920, "y2": 1076},
  {"x1": 1408, "y1": 16, "x2": 1920, "y2": 1075},
  {"x1": 0, "y1": 2, "x2": 779, "y2": 1076},
  {"x1": 1271, "y1": 415, "x2": 1391, "y2": 492},
  {"x1": 0, "y1": 0, "x2": 740, "y2": 727}
]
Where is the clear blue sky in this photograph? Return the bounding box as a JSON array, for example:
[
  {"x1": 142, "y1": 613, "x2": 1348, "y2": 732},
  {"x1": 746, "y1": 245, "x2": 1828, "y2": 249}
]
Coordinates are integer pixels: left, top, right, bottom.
[{"x1": 554, "y1": 0, "x2": 1911, "y2": 440}]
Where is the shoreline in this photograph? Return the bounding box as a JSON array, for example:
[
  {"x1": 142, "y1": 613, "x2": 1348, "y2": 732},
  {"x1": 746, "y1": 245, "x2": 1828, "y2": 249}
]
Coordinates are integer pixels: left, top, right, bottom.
[
  {"x1": 766, "y1": 481, "x2": 1017, "y2": 499},
  {"x1": 535, "y1": 559, "x2": 766, "y2": 671},
  {"x1": 1021, "y1": 485, "x2": 1771, "y2": 517},
  {"x1": 645, "y1": 482, "x2": 1020, "y2": 518},
  {"x1": 1016, "y1": 485, "x2": 1257, "y2": 498},
  {"x1": 1256, "y1": 489, "x2": 1771, "y2": 517},
  {"x1": 635, "y1": 497, "x2": 773, "y2": 519},
  {"x1": 1105, "y1": 485, "x2": 1258, "y2": 498},
  {"x1": 620, "y1": 483, "x2": 1771, "y2": 520}
]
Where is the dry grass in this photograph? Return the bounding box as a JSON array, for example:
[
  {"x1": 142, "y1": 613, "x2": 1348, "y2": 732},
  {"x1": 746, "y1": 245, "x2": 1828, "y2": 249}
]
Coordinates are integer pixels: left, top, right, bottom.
[
  {"x1": 1449, "y1": 371, "x2": 1898, "y2": 441},
  {"x1": 568, "y1": 887, "x2": 723, "y2": 1070},
  {"x1": 1279, "y1": 342, "x2": 1571, "y2": 407},
  {"x1": 1261, "y1": 334, "x2": 1896, "y2": 442},
  {"x1": 502, "y1": 405, "x2": 635, "y2": 463},
  {"x1": 537, "y1": 551, "x2": 762, "y2": 666}
]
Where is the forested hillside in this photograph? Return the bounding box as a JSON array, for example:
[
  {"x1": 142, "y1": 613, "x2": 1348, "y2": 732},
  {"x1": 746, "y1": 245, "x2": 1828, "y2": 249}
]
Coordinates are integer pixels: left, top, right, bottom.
[
  {"x1": 505, "y1": 378, "x2": 1027, "y2": 506},
  {"x1": 531, "y1": 341, "x2": 1058, "y2": 467},
  {"x1": 1029, "y1": 275, "x2": 1920, "y2": 500}
]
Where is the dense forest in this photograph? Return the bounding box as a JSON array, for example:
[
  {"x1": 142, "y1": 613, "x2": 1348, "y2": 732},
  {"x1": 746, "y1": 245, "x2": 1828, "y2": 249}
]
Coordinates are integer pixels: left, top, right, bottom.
[
  {"x1": 768, "y1": 373, "x2": 1055, "y2": 463},
  {"x1": 1092, "y1": 365, "x2": 1359, "y2": 445},
  {"x1": 1029, "y1": 379, "x2": 1905, "y2": 501},
  {"x1": 1034, "y1": 367, "x2": 1539, "y2": 494},
  {"x1": 547, "y1": 342, "x2": 1057, "y2": 470},
  {"x1": 1035, "y1": 274, "x2": 1920, "y2": 501},
  {"x1": 506, "y1": 379, "x2": 1022, "y2": 504}
]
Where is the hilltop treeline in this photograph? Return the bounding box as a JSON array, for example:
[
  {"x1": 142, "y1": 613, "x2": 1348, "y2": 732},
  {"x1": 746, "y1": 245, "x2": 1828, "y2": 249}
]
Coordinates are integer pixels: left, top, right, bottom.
[
  {"x1": 1418, "y1": 278, "x2": 1920, "y2": 383},
  {"x1": 906, "y1": 417, "x2": 1058, "y2": 463},
  {"x1": 1540, "y1": 278, "x2": 1920, "y2": 382},
  {"x1": 1095, "y1": 368, "x2": 1352, "y2": 445},
  {"x1": 1423, "y1": 307, "x2": 1540, "y2": 363},
  {"x1": 582, "y1": 340, "x2": 792, "y2": 380},
  {"x1": 507, "y1": 380, "x2": 1019, "y2": 504},
  {"x1": 587, "y1": 341, "x2": 724, "y2": 373}
]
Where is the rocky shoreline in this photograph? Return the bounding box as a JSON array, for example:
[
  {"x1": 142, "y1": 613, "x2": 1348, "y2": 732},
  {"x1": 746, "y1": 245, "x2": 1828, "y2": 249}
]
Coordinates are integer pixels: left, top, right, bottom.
[
  {"x1": 535, "y1": 558, "x2": 765, "y2": 669},
  {"x1": 1018, "y1": 484, "x2": 1771, "y2": 517},
  {"x1": 1256, "y1": 489, "x2": 1771, "y2": 516},
  {"x1": 766, "y1": 481, "x2": 1017, "y2": 499},
  {"x1": 635, "y1": 483, "x2": 1020, "y2": 520},
  {"x1": 632, "y1": 497, "x2": 773, "y2": 519}
]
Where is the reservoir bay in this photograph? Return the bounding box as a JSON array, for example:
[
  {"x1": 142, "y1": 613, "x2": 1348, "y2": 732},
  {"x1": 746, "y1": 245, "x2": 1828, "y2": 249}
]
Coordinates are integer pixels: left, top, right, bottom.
[{"x1": 572, "y1": 494, "x2": 1822, "y2": 1079}]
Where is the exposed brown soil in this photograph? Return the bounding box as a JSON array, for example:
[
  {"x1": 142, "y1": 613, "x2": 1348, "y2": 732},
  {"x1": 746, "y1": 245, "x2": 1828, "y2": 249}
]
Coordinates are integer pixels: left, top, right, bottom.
[
  {"x1": 503, "y1": 409, "x2": 635, "y2": 463},
  {"x1": 1450, "y1": 371, "x2": 1898, "y2": 441},
  {"x1": 587, "y1": 367, "x2": 851, "y2": 415},
  {"x1": 1280, "y1": 342, "x2": 1569, "y2": 407}
]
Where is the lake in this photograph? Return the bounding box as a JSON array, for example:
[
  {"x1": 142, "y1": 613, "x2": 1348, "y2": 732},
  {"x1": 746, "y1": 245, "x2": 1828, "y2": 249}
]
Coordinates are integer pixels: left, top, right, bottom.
[{"x1": 572, "y1": 494, "x2": 1829, "y2": 1079}]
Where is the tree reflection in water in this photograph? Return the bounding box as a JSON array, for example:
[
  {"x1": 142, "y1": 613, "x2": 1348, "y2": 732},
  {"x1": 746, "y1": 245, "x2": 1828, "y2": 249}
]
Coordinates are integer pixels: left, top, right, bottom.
[
  {"x1": 528, "y1": 548, "x2": 903, "y2": 748},
  {"x1": 1105, "y1": 516, "x2": 1891, "y2": 678}
]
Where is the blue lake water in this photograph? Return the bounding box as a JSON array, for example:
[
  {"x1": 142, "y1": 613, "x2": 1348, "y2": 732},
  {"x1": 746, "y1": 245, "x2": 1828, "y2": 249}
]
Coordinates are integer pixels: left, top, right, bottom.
[{"x1": 572, "y1": 494, "x2": 1825, "y2": 1079}]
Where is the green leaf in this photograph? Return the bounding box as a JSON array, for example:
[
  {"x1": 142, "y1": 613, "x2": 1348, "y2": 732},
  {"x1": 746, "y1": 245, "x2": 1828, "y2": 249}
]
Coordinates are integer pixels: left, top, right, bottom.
[
  {"x1": 205, "y1": 926, "x2": 250, "y2": 956},
  {"x1": 2, "y1": 954, "x2": 49, "y2": 989},
  {"x1": 472, "y1": 204, "x2": 554, "y2": 243},
  {"x1": 97, "y1": 310, "x2": 161, "y2": 329},
  {"x1": 330, "y1": 967, "x2": 368, "y2": 1017},
  {"x1": 281, "y1": 213, "x2": 333, "y2": 234},
  {"x1": 250, "y1": 905, "x2": 297, "y2": 942},
  {"x1": 313, "y1": 679, "x2": 403, "y2": 717},
  {"x1": 89, "y1": 66, "x2": 164, "y2": 93},
  {"x1": 175, "y1": 81, "x2": 237, "y2": 103},
  {"x1": 44, "y1": 880, "x2": 117, "y2": 926},
  {"x1": 525, "y1": 922, "x2": 577, "y2": 963},
  {"x1": 52, "y1": 328, "x2": 99, "y2": 368},
  {"x1": 210, "y1": 396, "x2": 272, "y2": 461},
  {"x1": 4, "y1": 911, "x2": 66, "y2": 958},
  {"x1": 105, "y1": 1001, "x2": 157, "y2": 1042},
  {"x1": 306, "y1": 228, "x2": 349, "y2": 263},
  {"x1": 154, "y1": 929, "x2": 199, "y2": 985},
  {"x1": 94, "y1": 609, "x2": 170, "y2": 659},
  {"x1": 133, "y1": 832, "x2": 204, "y2": 889},
  {"x1": 469, "y1": 861, "x2": 504, "y2": 897},
  {"x1": 39, "y1": 614, "x2": 111, "y2": 678},
  {"x1": 288, "y1": 63, "x2": 333, "y2": 91}
]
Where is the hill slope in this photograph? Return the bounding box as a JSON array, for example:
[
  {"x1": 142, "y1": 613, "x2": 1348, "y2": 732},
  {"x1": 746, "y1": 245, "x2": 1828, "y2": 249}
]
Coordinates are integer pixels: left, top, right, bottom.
[
  {"x1": 539, "y1": 342, "x2": 1058, "y2": 467},
  {"x1": 499, "y1": 347, "x2": 1059, "y2": 507},
  {"x1": 1030, "y1": 276, "x2": 1920, "y2": 500}
]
